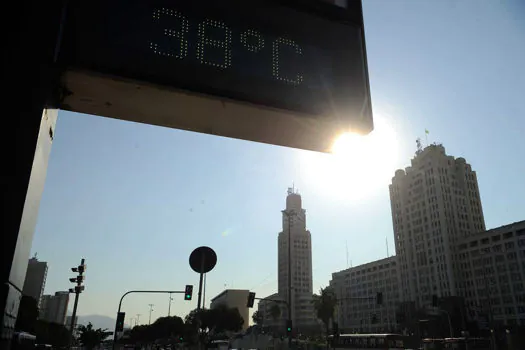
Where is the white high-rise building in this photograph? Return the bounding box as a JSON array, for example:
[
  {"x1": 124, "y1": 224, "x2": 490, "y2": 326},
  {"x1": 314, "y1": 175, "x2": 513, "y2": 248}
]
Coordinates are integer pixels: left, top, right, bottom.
[
  {"x1": 390, "y1": 143, "x2": 485, "y2": 308},
  {"x1": 277, "y1": 188, "x2": 317, "y2": 331}
]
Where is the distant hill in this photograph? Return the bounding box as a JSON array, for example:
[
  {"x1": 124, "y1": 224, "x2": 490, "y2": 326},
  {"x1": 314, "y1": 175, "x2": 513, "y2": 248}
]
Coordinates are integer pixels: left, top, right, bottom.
[{"x1": 66, "y1": 313, "x2": 117, "y2": 331}]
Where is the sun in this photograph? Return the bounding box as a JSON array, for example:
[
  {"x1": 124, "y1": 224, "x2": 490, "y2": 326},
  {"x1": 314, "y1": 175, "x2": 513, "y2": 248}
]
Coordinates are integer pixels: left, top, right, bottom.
[{"x1": 298, "y1": 115, "x2": 400, "y2": 201}]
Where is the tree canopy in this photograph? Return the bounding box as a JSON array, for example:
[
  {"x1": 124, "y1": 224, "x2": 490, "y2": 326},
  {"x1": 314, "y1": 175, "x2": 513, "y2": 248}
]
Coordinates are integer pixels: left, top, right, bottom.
[
  {"x1": 312, "y1": 286, "x2": 337, "y2": 334},
  {"x1": 126, "y1": 307, "x2": 243, "y2": 347},
  {"x1": 185, "y1": 305, "x2": 244, "y2": 335},
  {"x1": 252, "y1": 310, "x2": 263, "y2": 325},
  {"x1": 77, "y1": 322, "x2": 112, "y2": 349}
]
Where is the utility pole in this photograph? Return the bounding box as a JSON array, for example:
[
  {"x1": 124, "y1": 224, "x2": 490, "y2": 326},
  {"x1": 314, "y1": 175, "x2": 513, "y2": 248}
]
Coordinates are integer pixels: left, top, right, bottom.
[
  {"x1": 148, "y1": 304, "x2": 154, "y2": 325},
  {"x1": 68, "y1": 258, "x2": 86, "y2": 349},
  {"x1": 203, "y1": 273, "x2": 207, "y2": 309},
  {"x1": 168, "y1": 293, "x2": 173, "y2": 316}
]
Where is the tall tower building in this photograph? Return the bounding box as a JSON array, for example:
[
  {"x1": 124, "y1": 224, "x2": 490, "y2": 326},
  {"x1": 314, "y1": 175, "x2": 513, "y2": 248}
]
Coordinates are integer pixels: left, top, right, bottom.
[
  {"x1": 278, "y1": 188, "x2": 316, "y2": 330},
  {"x1": 389, "y1": 144, "x2": 485, "y2": 308},
  {"x1": 23, "y1": 256, "x2": 48, "y2": 307}
]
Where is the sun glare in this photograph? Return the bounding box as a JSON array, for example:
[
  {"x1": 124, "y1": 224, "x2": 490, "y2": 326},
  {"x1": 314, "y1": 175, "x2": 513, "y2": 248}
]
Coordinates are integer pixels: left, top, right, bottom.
[{"x1": 299, "y1": 115, "x2": 400, "y2": 201}]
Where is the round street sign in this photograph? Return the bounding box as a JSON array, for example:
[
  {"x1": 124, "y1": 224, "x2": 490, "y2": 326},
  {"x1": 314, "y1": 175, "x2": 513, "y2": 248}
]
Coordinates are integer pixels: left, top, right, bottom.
[{"x1": 189, "y1": 246, "x2": 217, "y2": 274}]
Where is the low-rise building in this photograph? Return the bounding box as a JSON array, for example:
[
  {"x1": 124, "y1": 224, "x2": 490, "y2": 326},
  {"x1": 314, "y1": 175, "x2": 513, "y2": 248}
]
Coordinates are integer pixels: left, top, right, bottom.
[
  {"x1": 330, "y1": 256, "x2": 400, "y2": 333},
  {"x1": 257, "y1": 293, "x2": 285, "y2": 329},
  {"x1": 40, "y1": 291, "x2": 69, "y2": 324},
  {"x1": 210, "y1": 289, "x2": 250, "y2": 330},
  {"x1": 457, "y1": 220, "x2": 525, "y2": 328}
]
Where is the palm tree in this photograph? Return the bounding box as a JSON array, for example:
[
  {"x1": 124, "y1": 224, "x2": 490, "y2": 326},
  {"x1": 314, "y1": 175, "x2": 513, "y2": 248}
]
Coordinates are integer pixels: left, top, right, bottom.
[{"x1": 312, "y1": 286, "x2": 337, "y2": 341}]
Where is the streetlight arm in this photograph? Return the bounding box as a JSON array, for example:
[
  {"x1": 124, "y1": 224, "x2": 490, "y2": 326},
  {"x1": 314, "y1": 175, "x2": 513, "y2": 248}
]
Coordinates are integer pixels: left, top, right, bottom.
[{"x1": 112, "y1": 290, "x2": 185, "y2": 350}]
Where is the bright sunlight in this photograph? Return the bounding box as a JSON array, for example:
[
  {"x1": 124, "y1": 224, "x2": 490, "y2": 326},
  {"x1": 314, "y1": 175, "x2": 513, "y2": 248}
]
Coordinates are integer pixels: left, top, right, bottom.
[{"x1": 298, "y1": 114, "x2": 401, "y2": 201}]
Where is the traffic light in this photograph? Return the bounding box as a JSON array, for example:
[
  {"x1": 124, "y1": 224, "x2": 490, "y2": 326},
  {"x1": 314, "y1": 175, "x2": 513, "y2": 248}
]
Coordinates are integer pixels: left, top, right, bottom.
[
  {"x1": 69, "y1": 259, "x2": 86, "y2": 295},
  {"x1": 247, "y1": 292, "x2": 256, "y2": 308},
  {"x1": 376, "y1": 292, "x2": 383, "y2": 305},
  {"x1": 432, "y1": 294, "x2": 439, "y2": 307},
  {"x1": 286, "y1": 319, "x2": 292, "y2": 334},
  {"x1": 184, "y1": 285, "x2": 193, "y2": 300},
  {"x1": 179, "y1": 336, "x2": 184, "y2": 342},
  {"x1": 116, "y1": 312, "x2": 125, "y2": 332}
]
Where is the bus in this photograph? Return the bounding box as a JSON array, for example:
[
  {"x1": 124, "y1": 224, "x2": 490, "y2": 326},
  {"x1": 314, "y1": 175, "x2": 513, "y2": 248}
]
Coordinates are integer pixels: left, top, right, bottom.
[
  {"x1": 11, "y1": 332, "x2": 36, "y2": 350},
  {"x1": 328, "y1": 333, "x2": 416, "y2": 350}
]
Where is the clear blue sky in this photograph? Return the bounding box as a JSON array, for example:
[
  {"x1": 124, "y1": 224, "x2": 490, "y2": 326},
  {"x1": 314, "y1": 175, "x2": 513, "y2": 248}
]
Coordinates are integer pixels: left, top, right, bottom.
[{"x1": 31, "y1": 0, "x2": 524, "y2": 327}]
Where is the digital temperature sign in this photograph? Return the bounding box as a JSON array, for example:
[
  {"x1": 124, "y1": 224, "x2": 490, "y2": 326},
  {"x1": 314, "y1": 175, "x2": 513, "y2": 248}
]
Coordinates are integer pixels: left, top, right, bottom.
[{"x1": 59, "y1": 0, "x2": 373, "y2": 152}]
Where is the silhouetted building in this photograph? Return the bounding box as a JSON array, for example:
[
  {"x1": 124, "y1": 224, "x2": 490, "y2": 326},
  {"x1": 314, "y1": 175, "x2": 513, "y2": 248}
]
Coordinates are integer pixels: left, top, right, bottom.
[
  {"x1": 40, "y1": 291, "x2": 69, "y2": 324},
  {"x1": 22, "y1": 257, "x2": 48, "y2": 307},
  {"x1": 210, "y1": 289, "x2": 250, "y2": 330}
]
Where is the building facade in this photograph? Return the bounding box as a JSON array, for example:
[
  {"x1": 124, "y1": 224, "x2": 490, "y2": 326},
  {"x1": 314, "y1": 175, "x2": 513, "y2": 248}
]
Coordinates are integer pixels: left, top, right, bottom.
[
  {"x1": 40, "y1": 291, "x2": 69, "y2": 324},
  {"x1": 210, "y1": 289, "x2": 250, "y2": 330},
  {"x1": 330, "y1": 257, "x2": 399, "y2": 333},
  {"x1": 257, "y1": 293, "x2": 286, "y2": 328},
  {"x1": 22, "y1": 257, "x2": 48, "y2": 307},
  {"x1": 457, "y1": 220, "x2": 525, "y2": 328},
  {"x1": 389, "y1": 144, "x2": 485, "y2": 308},
  {"x1": 277, "y1": 188, "x2": 317, "y2": 330}
]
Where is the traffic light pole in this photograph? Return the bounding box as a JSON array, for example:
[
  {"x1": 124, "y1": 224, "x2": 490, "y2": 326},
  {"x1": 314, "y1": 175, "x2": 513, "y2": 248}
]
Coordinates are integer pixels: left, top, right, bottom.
[
  {"x1": 112, "y1": 290, "x2": 185, "y2": 350},
  {"x1": 69, "y1": 286, "x2": 80, "y2": 348},
  {"x1": 69, "y1": 258, "x2": 86, "y2": 349}
]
